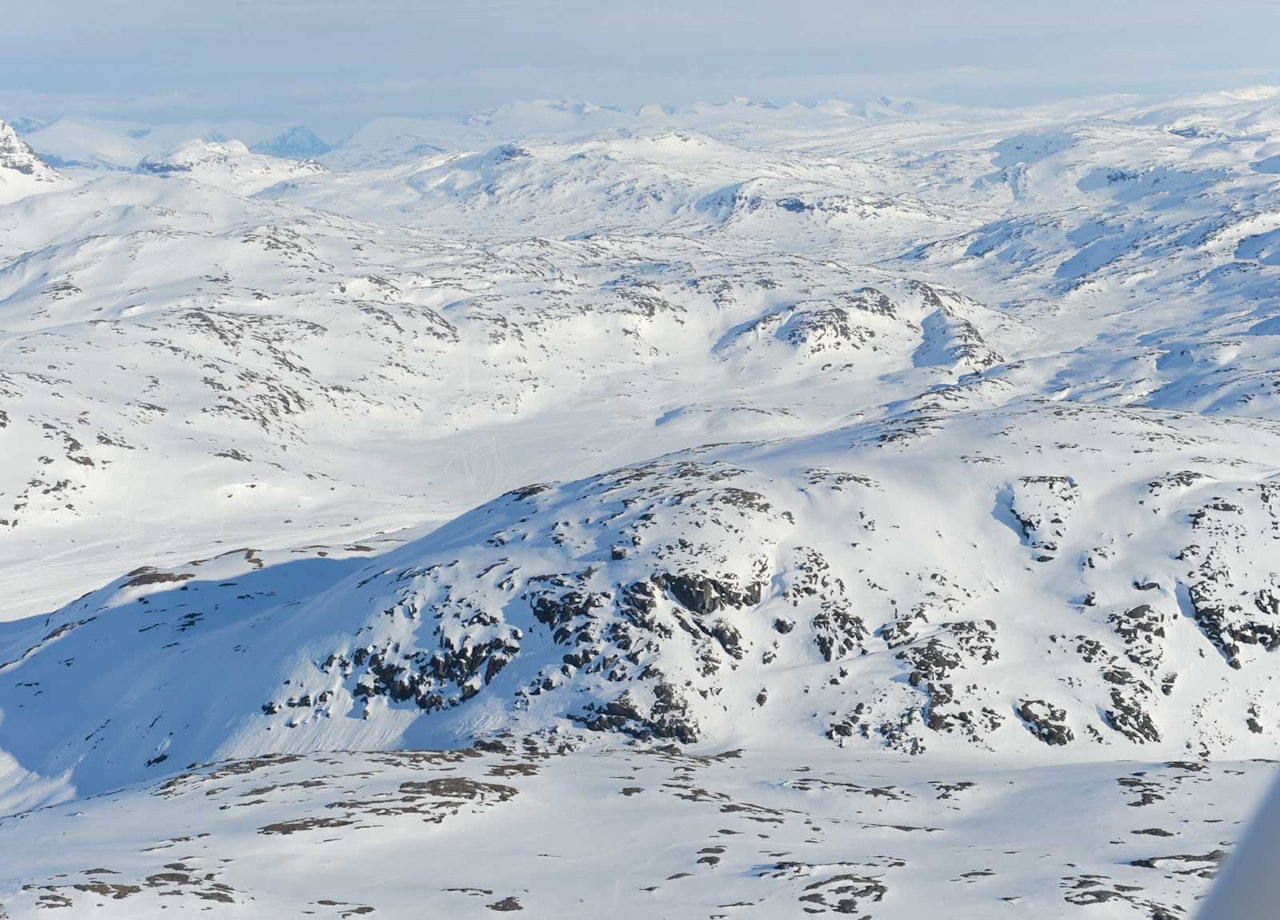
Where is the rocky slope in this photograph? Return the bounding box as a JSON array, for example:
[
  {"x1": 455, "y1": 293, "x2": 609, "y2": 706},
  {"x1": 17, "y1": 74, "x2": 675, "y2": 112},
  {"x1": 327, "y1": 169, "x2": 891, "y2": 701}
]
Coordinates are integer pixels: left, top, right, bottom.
[
  {"x1": 9, "y1": 397, "x2": 1280, "y2": 805},
  {"x1": 0, "y1": 746, "x2": 1262, "y2": 919},
  {"x1": 0, "y1": 121, "x2": 58, "y2": 201}
]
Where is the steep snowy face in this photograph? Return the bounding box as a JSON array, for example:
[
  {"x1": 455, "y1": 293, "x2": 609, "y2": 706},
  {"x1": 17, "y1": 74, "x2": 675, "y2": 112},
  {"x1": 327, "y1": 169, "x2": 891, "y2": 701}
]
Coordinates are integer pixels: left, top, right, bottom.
[
  {"x1": 0, "y1": 121, "x2": 58, "y2": 201},
  {"x1": 0, "y1": 122, "x2": 54, "y2": 179}
]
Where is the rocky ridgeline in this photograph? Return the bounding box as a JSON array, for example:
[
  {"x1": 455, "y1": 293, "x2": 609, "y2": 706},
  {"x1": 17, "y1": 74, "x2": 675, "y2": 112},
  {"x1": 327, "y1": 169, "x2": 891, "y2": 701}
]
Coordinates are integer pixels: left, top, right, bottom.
[{"x1": 0, "y1": 120, "x2": 58, "y2": 193}]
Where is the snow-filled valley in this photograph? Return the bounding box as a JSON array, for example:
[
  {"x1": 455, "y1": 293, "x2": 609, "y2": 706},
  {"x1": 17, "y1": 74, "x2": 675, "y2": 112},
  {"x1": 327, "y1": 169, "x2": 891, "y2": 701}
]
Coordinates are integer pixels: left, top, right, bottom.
[{"x1": 5, "y1": 89, "x2": 1280, "y2": 916}]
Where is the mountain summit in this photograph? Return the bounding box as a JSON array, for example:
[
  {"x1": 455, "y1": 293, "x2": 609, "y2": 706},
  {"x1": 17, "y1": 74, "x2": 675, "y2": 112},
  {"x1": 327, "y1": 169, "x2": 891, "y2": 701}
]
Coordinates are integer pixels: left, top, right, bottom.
[
  {"x1": 0, "y1": 119, "x2": 58, "y2": 186},
  {"x1": 250, "y1": 124, "x2": 331, "y2": 159},
  {"x1": 136, "y1": 138, "x2": 324, "y2": 193}
]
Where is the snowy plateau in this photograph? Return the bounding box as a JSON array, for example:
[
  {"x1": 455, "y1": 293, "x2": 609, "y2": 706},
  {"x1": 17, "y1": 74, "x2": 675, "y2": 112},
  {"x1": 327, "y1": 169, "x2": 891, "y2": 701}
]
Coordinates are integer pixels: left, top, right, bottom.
[{"x1": 4, "y1": 89, "x2": 1280, "y2": 917}]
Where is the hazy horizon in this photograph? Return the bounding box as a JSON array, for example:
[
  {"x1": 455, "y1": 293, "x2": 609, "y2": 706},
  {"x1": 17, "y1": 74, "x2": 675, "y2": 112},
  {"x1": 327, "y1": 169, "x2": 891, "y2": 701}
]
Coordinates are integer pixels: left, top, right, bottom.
[{"x1": 6, "y1": 0, "x2": 1280, "y2": 137}]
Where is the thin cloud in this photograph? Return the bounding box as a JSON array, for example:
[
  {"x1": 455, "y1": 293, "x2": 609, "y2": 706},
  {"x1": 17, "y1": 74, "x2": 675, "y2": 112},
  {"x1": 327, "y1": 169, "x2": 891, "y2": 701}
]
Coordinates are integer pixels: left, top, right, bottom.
[{"x1": 4, "y1": 1, "x2": 1280, "y2": 132}]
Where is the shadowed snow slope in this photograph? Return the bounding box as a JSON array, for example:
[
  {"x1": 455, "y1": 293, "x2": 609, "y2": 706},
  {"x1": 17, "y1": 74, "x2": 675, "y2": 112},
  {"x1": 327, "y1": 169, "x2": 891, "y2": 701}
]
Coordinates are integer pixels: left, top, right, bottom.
[{"x1": 9, "y1": 399, "x2": 1280, "y2": 804}]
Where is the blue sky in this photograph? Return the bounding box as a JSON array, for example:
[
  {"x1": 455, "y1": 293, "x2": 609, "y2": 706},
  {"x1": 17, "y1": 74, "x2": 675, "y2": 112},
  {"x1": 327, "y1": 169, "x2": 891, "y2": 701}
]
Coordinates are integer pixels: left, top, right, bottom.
[{"x1": 5, "y1": 0, "x2": 1280, "y2": 135}]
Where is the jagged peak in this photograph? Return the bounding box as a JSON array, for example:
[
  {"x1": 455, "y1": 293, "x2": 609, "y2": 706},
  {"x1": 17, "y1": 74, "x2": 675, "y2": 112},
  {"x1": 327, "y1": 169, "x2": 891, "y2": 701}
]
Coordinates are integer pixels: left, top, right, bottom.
[{"x1": 0, "y1": 119, "x2": 59, "y2": 181}]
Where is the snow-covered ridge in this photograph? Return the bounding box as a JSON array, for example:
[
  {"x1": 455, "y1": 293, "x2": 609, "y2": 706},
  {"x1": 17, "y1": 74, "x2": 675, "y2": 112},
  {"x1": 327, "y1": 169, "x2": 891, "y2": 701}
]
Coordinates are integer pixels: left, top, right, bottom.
[
  {"x1": 10, "y1": 396, "x2": 1280, "y2": 806},
  {"x1": 136, "y1": 138, "x2": 325, "y2": 194},
  {"x1": 0, "y1": 121, "x2": 59, "y2": 202},
  {"x1": 0, "y1": 122, "x2": 53, "y2": 178}
]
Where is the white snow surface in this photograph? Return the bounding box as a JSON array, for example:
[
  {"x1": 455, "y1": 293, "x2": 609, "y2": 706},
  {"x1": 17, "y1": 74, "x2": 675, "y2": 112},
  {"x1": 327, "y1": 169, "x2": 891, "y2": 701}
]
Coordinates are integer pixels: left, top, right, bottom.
[{"x1": 4, "y1": 91, "x2": 1280, "y2": 916}]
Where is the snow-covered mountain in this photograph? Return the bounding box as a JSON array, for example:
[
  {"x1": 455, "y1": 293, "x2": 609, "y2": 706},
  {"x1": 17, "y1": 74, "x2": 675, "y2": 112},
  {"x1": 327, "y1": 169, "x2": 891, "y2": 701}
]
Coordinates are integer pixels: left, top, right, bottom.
[
  {"x1": 18, "y1": 118, "x2": 332, "y2": 172},
  {"x1": 5, "y1": 90, "x2": 1280, "y2": 916},
  {"x1": 136, "y1": 139, "x2": 325, "y2": 194},
  {"x1": 0, "y1": 121, "x2": 59, "y2": 201},
  {"x1": 12, "y1": 395, "x2": 1280, "y2": 806},
  {"x1": 250, "y1": 125, "x2": 331, "y2": 159}
]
